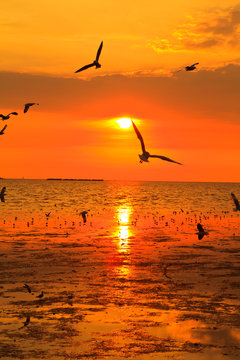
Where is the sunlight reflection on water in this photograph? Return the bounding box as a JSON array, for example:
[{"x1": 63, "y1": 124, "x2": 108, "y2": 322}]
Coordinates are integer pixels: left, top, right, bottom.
[{"x1": 116, "y1": 205, "x2": 133, "y2": 256}]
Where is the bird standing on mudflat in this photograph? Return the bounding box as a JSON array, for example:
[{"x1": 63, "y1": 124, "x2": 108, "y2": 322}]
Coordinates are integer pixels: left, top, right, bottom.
[
  {"x1": 36, "y1": 291, "x2": 44, "y2": 298},
  {"x1": 0, "y1": 112, "x2": 18, "y2": 120},
  {"x1": 24, "y1": 284, "x2": 31, "y2": 293},
  {"x1": 75, "y1": 41, "x2": 103, "y2": 73},
  {"x1": 131, "y1": 119, "x2": 182, "y2": 165},
  {"x1": 19, "y1": 315, "x2": 30, "y2": 329}
]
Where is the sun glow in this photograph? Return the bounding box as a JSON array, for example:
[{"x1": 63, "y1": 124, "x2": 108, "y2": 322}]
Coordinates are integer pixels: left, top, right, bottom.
[
  {"x1": 116, "y1": 117, "x2": 132, "y2": 129},
  {"x1": 117, "y1": 206, "x2": 132, "y2": 225},
  {"x1": 115, "y1": 205, "x2": 133, "y2": 253}
]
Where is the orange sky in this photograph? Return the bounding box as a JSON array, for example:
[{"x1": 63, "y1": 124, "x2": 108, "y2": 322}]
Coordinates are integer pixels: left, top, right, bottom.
[{"x1": 1, "y1": 1, "x2": 240, "y2": 181}]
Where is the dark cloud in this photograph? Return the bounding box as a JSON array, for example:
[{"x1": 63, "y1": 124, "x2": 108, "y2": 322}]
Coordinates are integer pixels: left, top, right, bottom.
[
  {"x1": 183, "y1": 38, "x2": 222, "y2": 49},
  {"x1": 1, "y1": 64, "x2": 240, "y2": 125},
  {"x1": 198, "y1": 7, "x2": 240, "y2": 36}
]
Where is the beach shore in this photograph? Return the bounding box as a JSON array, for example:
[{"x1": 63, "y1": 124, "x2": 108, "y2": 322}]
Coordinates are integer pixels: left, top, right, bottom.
[{"x1": 0, "y1": 207, "x2": 239, "y2": 360}]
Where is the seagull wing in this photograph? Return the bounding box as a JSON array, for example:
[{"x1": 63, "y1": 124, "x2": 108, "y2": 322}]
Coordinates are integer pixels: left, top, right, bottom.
[
  {"x1": 0, "y1": 186, "x2": 6, "y2": 202},
  {"x1": 192, "y1": 63, "x2": 199, "y2": 66},
  {"x1": 95, "y1": 41, "x2": 103, "y2": 62},
  {"x1": 198, "y1": 233, "x2": 204, "y2": 240},
  {"x1": 75, "y1": 63, "x2": 95, "y2": 73},
  {"x1": 148, "y1": 154, "x2": 182, "y2": 165},
  {"x1": 9, "y1": 112, "x2": 18, "y2": 116},
  {"x1": 0, "y1": 187, "x2": 6, "y2": 196},
  {"x1": 0, "y1": 124, "x2": 7, "y2": 133},
  {"x1": 197, "y1": 223, "x2": 204, "y2": 232},
  {"x1": 24, "y1": 104, "x2": 30, "y2": 113},
  {"x1": 231, "y1": 192, "x2": 240, "y2": 210},
  {"x1": 131, "y1": 120, "x2": 146, "y2": 153}
]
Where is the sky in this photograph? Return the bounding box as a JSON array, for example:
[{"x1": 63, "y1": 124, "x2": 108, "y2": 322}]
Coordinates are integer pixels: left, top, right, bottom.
[{"x1": 1, "y1": 0, "x2": 240, "y2": 181}]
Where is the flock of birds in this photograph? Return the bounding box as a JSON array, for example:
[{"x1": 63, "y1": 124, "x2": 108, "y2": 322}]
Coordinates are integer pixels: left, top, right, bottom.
[
  {"x1": 0, "y1": 180, "x2": 239, "y2": 240},
  {"x1": 0, "y1": 103, "x2": 39, "y2": 135},
  {"x1": 73, "y1": 41, "x2": 200, "y2": 165},
  {"x1": 74, "y1": 41, "x2": 199, "y2": 74},
  {"x1": 0, "y1": 41, "x2": 239, "y2": 244},
  {"x1": 1, "y1": 41, "x2": 186, "y2": 164},
  {"x1": 72, "y1": 42, "x2": 239, "y2": 238}
]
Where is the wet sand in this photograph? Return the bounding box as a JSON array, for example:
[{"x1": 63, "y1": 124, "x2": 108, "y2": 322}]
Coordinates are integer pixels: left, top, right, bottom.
[{"x1": 0, "y1": 209, "x2": 239, "y2": 360}]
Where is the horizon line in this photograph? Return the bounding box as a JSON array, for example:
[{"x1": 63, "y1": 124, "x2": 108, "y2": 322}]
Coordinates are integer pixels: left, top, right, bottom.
[{"x1": 0, "y1": 178, "x2": 240, "y2": 184}]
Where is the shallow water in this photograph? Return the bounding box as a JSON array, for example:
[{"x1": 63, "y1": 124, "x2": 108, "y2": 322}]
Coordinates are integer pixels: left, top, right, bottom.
[{"x1": 0, "y1": 180, "x2": 239, "y2": 359}]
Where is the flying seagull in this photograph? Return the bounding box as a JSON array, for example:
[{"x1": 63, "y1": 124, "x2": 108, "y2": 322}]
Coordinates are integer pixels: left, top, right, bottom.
[
  {"x1": 0, "y1": 125, "x2": 7, "y2": 135},
  {"x1": 24, "y1": 103, "x2": 39, "y2": 113},
  {"x1": 0, "y1": 187, "x2": 6, "y2": 202},
  {"x1": 231, "y1": 192, "x2": 240, "y2": 211},
  {"x1": 75, "y1": 41, "x2": 103, "y2": 73},
  {"x1": 131, "y1": 119, "x2": 182, "y2": 165},
  {"x1": 79, "y1": 210, "x2": 90, "y2": 224},
  {"x1": 185, "y1": 63, "x2": 199, "y2": 71},
  {"x1": 197, "y1": 223, "x2": 208, "y2": 240},
  {"x1": 0, "y1": 112, "x2": 18, "y2": 120}
]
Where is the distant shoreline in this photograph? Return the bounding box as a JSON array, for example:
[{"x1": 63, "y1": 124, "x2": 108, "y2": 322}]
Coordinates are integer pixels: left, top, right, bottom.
[
  {"x1": 0, "y1": 178, "x2": 239, "y2": 183},
  {"x1": 46, "y1": 178, "x2": 104, "y2": 181}
]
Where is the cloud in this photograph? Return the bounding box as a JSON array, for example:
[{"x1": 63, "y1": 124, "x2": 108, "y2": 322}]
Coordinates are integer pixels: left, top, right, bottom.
[
  {"x1": 1, "y1": 64, "x2": 240, "y2": 123},
  {"x1": 148, "y1": 5, "x2": 240, "y2": 52},
  {"x1": 198, "y1": 7, "x2": 240, "y2": 36}
]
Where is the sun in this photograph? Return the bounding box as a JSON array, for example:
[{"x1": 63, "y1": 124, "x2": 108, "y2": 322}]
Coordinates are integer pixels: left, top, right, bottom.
[{"x1": 116, "y1": 117, "x2": 132, "y2": 129}]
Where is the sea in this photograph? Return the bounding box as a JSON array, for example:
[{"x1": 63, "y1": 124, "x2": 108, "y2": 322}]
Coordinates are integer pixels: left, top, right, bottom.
[
  {"x1": 0, "y1": 180, "x2": 239, "y2": 360},
  {"x1": 1, "y1": 179, "x2": 240, "y2": 215}
]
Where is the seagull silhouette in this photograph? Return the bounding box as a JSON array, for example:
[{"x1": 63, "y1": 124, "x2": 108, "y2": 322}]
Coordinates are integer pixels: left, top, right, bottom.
[
  {"x1": 197, "y1": 223, "x2": 208, "y2": 240},
  {"x1": 24, "y1": 284, "x2": 31, "y2": 293},
  {"x1": 231, "y1": 192, "x2": 240, "y2": 211},
  {"x1": 24, "y1": 103, "x2": 39, "y2": 113},
  {"x1": 0, "y1": 187, "x2": 6, "y2": 202},
  {"x1": 131, "y1": 119, "x2": 182, "y2": 164},
  {"x1": 0, "y1": 112, "x2": 18, "y2": 120},
  {"x1": 185, "y1": 62, "x2": 199, "y2": 71},
  {"x1": 36, "y1": 291, "x2": 44, "y2": 298},
  {"x1": 75, "y1": 41, "x2": 103, "y2": 73},
  {"x1": 0, "y1": 125, "x2": 7, "y2": 135},
  {"x1": 19, "y1": 315, "x2": 30, "y2": 329},
  {"x1": 79, "y1": 210, "x2": 90, "y2": 223},
  {"x1": 163, "y1": 264, "x2": 172, "y2": 279}
]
